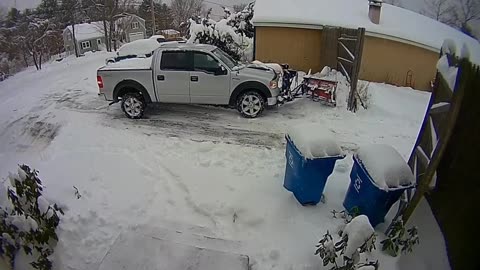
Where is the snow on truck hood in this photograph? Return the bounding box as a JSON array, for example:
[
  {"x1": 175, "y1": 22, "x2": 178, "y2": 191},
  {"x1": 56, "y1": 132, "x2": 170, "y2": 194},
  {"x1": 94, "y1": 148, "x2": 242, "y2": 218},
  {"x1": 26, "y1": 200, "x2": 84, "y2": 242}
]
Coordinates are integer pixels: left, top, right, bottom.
[{"x1": 235, "y1": 63, "x2": 277, "y2": 80}]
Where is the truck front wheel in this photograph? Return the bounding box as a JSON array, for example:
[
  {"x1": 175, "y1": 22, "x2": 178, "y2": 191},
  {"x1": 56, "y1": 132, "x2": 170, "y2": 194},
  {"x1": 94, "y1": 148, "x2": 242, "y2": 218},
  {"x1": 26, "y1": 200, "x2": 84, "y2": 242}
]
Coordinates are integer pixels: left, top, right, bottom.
[
  {"x1": 236, "y1": 91, "x2": 265, "y2": 118},
  {"x1": 121, "y1": 92, "x2": 146, "y2": 119}
]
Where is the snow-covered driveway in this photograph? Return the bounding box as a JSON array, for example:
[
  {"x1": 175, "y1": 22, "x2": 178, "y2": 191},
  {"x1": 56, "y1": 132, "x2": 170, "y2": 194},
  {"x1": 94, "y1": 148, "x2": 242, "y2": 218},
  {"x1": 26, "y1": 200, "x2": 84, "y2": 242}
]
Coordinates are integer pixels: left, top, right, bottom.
[{"x1": 0, "y1": 52, "x2": 430, "y2": 269}]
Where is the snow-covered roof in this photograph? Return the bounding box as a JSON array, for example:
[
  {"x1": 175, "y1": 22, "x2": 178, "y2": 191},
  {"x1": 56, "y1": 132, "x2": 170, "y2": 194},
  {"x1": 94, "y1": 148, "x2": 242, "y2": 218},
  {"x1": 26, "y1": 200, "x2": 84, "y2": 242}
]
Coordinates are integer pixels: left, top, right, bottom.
[
  {"x1": 253, "y1": 0, "x2": 480, "y2": 64},
  {"x1": 65, "y1": 22, "x2": 104, "y2": 41}
]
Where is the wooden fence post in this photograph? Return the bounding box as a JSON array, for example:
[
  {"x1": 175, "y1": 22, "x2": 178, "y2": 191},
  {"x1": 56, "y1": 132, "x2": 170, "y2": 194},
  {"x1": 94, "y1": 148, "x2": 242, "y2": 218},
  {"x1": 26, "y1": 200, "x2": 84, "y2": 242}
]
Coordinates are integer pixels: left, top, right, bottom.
[{"x1": 347, "y1": 28, "x2": 365, "y2": 112}]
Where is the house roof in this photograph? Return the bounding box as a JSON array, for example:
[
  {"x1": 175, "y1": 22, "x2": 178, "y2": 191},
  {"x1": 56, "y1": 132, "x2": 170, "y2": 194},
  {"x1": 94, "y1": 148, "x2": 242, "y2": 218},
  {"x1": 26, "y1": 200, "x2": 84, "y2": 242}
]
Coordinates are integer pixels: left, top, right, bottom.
[
  {"x1": 253, "y1": 0, "x2": 480, "y2": 64},
  {"x1": 115, "y1": 14, "x2": 146, "y2": 27},
  {"x1": 65, "y1": 22, "x2": 104, "y2": 41}
]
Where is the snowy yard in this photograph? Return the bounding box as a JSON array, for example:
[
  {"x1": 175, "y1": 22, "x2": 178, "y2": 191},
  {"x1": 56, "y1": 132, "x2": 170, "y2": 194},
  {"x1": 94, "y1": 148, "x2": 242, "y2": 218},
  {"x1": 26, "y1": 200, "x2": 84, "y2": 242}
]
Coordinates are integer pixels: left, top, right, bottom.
[{"x1": 0, "y1": 52, "x2": 431, "y2": 269}]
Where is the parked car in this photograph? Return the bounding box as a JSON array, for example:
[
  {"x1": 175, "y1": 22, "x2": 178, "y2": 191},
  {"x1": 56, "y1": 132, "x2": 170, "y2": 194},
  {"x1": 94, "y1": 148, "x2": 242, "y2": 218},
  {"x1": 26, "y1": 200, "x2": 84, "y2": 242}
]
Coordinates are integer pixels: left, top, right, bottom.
[
  {"x1": 149, "y1": 34, "x2": 166, "y2": 43},
  {"x1": 97, "y1": 43, "x2": 279, "y2": 118},
  {"x1": 106, "y1": 39, "x2": 162, "y2": 64}
]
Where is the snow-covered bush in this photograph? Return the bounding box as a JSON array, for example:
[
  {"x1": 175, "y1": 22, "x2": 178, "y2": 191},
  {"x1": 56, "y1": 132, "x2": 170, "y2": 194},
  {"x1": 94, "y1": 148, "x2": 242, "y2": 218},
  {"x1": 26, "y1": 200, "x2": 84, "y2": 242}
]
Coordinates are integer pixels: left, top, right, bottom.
[
  {"x1": 381, "y1": 218, "x2": 419, "y2": 257},
  {"x1": 331, "y1": 209, "x2": 360, "y2": 224},
  {"x1": 356, "y1": 81, "x2": 371, "y2": 110},
  {"x1": 315, "y1": 215, "x2": 379, "y2": 270},
  {"x1": 187, "y1": 3, "x2": 254, "y2": 61},
  {"x1": 0, "y1": 165, "x2": 63, "y2": 270}
]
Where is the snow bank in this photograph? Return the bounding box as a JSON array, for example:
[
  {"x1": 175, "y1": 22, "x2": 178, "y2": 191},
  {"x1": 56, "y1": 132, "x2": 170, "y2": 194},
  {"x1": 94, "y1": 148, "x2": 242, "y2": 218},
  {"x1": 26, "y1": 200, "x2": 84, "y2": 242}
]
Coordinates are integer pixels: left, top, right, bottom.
[
  {"x1": 253, "y1": 0, "x2": 480, "y2": 65},
  {"x1": 342, "y1": 215, "x2": 374, "y2": 258},
  {"x1": 117, "y1": 39, "x2": 160, "y2": 57},
  {"x1": 286, "y1": 123, "x2": 343, "y2": 159},
  {"x1": 357, "y1": 144, "x2": 414, "y2": 189},
  {"x1": 105, "y1": 57, "x2": 152, "y2": 70}
]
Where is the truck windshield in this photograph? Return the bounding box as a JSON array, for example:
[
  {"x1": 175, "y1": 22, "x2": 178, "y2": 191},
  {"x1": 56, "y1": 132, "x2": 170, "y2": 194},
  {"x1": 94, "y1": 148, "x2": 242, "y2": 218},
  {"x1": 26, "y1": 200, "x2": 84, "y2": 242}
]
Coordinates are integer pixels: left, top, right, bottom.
[{"x1": 212, "y1": 48, "x2": 237, "y2": 69}]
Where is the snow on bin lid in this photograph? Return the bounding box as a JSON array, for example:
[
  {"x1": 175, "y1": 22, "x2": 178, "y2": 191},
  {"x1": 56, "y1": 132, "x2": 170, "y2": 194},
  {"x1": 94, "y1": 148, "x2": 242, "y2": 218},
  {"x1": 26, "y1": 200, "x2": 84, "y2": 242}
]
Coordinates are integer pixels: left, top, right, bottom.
[
  {"x1": 357, "y1": 144, "x2": 414, "y2": 189},
  {"x1": 286, "y1": 123, "x2": 343, "y2": 159},
  {"x1": 342, "y1": 215, "x2": 375, "y2": 258}
]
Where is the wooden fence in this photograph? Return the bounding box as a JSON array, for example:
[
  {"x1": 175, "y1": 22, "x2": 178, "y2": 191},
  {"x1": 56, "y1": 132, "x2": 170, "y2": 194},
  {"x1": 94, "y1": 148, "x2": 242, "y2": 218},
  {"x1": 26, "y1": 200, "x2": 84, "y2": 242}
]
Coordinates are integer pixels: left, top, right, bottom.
[{"x1": 389, "y1": 45, "x2": 480, "y2": 269}]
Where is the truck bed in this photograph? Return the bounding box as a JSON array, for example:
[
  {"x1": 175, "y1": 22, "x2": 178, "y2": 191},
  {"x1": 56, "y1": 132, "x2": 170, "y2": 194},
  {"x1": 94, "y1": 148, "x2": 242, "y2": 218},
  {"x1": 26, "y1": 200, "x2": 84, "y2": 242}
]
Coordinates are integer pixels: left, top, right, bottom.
[
  {"x1": 100, "y1": 57, "x2": 152, "y2": 70},
  {"x1": 98, "y1": 58, "x2": 156, "y2": 102}
]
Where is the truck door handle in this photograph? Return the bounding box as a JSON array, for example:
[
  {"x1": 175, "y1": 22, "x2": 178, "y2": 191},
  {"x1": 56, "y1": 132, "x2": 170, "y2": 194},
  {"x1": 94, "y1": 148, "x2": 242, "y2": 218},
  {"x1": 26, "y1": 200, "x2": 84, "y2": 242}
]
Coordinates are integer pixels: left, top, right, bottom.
[
  {"x1": 191, "y1": 76, "x2": 198, "y2": 82},
  {"x1": 157, "y1": 75, "x2": 165, "y2": 81}
]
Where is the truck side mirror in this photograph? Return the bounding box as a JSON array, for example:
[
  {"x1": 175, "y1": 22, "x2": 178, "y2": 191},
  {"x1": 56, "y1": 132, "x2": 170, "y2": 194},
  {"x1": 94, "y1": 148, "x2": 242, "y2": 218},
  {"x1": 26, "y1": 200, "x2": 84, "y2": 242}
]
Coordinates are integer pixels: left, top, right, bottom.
[{"x1": 215, "y1": 66, "x2": 227, "y2": 76}]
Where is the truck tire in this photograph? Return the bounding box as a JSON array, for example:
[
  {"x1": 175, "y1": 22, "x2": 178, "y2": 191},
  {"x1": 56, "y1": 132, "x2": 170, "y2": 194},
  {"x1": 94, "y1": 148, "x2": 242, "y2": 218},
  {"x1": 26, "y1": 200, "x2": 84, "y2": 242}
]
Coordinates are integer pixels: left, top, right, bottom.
[
  {"x1": 236, "y1": 90, "x2": 265, "y2": 118},
  {"x1": 121, "y1": 92, "x2": 146, "y2": 119}
]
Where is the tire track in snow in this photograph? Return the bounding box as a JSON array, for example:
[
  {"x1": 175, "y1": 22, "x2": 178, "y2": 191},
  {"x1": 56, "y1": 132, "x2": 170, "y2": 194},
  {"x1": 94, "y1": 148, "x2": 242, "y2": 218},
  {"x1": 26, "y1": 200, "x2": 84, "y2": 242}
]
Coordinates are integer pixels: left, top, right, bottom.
[
  {"x1": 112, "y1": 117, "x2": 284, "y2": 149},
  {"x1": 156, "y1": 162, "x2": 218, "y2": 228}
]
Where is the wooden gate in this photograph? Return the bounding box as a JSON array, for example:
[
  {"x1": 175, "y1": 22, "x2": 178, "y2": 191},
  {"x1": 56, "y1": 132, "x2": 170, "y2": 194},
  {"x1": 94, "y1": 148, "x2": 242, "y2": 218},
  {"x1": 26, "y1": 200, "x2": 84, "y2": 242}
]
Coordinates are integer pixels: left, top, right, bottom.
[
  {"x1": 336, "y1": 28, "x2": 365, "y2": 112},
  {"x1": 387, "y1": 45, "x2": 480, "y2": 270}
]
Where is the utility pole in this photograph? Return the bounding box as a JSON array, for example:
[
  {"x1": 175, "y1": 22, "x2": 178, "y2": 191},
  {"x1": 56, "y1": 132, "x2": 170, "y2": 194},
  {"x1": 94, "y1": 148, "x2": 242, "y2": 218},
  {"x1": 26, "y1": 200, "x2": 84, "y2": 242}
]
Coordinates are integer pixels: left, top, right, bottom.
[{"x1": 151, "y1": 0, "x2": 156, "y2": 35}]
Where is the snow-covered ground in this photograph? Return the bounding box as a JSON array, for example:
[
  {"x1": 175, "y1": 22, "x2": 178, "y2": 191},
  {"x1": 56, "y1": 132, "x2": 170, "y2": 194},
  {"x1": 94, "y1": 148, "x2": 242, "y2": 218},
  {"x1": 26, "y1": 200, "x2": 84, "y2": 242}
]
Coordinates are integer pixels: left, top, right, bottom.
[{"x1": 0, "y1": 52, "x2": 434, "y2": 269}]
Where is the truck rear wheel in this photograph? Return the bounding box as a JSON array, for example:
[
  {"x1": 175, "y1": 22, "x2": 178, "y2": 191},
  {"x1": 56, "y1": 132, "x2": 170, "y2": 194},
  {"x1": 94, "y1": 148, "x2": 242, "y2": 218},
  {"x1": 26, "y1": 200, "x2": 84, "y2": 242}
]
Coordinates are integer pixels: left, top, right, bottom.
[
  {"x1": 121, "y1": 92, "x2": 146, "y2": 119},
  {"x1": 236, "y1": 91, "x2": 265, "y2": 118}
]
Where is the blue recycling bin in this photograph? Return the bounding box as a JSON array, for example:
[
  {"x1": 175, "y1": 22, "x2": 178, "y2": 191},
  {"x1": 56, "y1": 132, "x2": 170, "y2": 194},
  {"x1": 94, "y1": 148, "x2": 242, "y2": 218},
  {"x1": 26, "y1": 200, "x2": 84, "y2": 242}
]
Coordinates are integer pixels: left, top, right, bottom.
[
  {"x1": 343, "y1": 155, "x2": 413, "y2": 227},
  {"x1": 284, "y1": 136, "x2": 344, "y2": 205}
]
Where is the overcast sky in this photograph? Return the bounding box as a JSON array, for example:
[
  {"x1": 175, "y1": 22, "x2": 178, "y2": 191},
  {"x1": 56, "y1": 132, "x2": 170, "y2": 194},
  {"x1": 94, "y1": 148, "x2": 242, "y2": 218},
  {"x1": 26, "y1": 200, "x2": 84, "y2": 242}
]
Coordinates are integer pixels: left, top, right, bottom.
[
  {"x1": 0, "y1": 0, "x2": 250, "y2": 12},
  {"x1": 0, "y1": 0, "x2": 427, "y2": 13},
  {"x1": 0, "y1": 0, "x2": 474, "y2": 34}
]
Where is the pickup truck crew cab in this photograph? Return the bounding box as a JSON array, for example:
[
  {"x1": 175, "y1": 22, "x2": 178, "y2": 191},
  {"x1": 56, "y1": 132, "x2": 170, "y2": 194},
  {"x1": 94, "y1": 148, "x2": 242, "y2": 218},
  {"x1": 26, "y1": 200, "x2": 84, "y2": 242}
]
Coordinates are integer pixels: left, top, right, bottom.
[{"x1": 97, "y1": 43, "x2": 280, "y2": 118}]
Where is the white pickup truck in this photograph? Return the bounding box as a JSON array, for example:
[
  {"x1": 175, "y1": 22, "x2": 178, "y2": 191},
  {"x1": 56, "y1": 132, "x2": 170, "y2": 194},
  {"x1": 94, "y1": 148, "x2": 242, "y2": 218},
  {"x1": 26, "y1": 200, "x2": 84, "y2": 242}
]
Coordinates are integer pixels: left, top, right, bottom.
[{"x1": 97, "y1": 43, "x2": 280, "y2": 118}]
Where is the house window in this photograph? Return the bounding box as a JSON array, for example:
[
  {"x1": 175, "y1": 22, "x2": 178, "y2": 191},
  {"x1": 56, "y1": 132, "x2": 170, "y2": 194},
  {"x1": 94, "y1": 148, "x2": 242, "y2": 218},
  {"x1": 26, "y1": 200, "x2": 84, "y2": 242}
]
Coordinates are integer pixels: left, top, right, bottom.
[
  {"x1": 131, "y1": 21, "x2": 139, "y2": 29},
  {"x1": 97, "y1": 39, "x2": 102, "y2": 45},
  {"x1": 81, "y1": 41, "x2": 91, "y2": 49}
]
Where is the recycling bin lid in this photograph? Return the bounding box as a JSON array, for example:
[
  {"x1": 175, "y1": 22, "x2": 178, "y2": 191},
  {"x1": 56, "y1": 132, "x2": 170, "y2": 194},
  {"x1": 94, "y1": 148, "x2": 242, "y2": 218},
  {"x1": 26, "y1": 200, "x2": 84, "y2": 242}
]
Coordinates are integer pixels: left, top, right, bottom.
[
  {"x1": 356, "y1": 144, "x2": 415, "y2": 190},
  {"x1": 286, "y1": 123, "x2": 343, "y2": 159}
]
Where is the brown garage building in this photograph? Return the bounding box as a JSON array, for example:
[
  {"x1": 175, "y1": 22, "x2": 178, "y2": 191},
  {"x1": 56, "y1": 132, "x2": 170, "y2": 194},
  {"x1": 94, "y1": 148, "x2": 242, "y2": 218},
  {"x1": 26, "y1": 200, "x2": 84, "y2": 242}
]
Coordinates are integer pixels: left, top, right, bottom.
[{"x1": 252, "y1": 0, "x2": 480, "y2": 91}]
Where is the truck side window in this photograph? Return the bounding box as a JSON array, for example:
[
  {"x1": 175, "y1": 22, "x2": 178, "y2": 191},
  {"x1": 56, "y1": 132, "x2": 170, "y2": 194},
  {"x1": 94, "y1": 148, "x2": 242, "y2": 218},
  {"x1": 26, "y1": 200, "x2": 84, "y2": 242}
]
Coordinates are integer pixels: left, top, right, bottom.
[
  {"x1": 194, "y1": 52, "x2": 220, "y2": 73},
  {"x1": 160, "y1": 51, "x2": 191, "y2": 71}
]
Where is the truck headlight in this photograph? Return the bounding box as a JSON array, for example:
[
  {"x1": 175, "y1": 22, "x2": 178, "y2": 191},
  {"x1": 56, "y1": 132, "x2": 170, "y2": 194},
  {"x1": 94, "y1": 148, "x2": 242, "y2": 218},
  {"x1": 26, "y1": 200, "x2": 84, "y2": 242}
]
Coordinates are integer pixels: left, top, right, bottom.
[{"x1": 269, "y1": 80, "x2": 278, "y2": 89}]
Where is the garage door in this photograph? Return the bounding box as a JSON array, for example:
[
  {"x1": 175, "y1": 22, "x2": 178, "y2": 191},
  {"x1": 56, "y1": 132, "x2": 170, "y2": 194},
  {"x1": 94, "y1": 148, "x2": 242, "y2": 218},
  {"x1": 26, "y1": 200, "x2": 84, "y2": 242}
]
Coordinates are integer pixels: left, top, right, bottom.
[{"x1": 129, "y1": 32, "x2": 144, "y2": 42}]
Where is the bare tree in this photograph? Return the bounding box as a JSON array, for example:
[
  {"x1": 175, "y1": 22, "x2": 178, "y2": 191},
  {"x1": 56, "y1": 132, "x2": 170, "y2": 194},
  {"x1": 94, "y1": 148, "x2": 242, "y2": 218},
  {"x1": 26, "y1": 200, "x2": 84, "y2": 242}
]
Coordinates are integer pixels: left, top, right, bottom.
[
  {"x1": 170, "y1": 0, "x2": 204, "y2": 27},
  {"x1": 19, "y1": 19, "x2": 57, "y2": 70},
  {"x1": 62, "y1": 0, "x2": 82, "y2": 57},
  {"x1": 113, "y1": 12, "x2": 136, "y2": 43},
  {"x1": 86, "y1": 0, "x2": 135, "y2": 52},
  {"x1": 451, "y1": 0, "x2": 480, "y2": 33},
  {"x1": 0, "y1": 6, "x2": 7, "y2": 20},
  {"x1": 421, "y1": 0, "x2": 456, "y2": 25}
]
